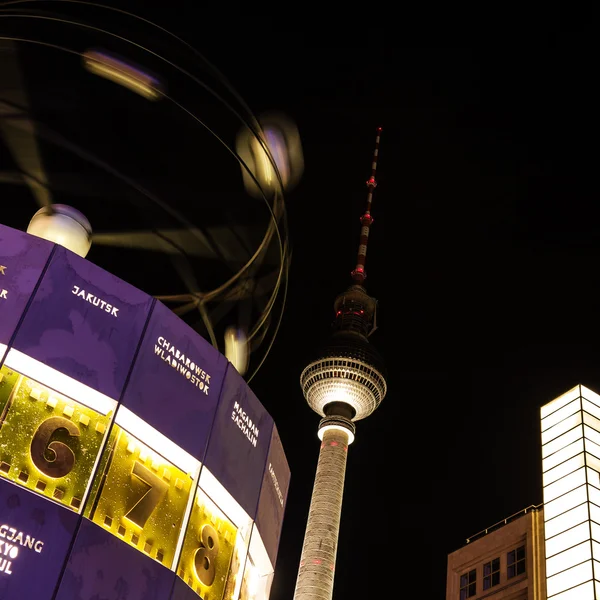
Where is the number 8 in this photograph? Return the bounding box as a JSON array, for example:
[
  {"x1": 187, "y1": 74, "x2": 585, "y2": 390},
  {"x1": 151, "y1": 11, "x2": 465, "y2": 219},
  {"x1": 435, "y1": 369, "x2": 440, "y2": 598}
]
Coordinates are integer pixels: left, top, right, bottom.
[{"x1": 194, "y1": 524, "x2": 220, "y2": 586}]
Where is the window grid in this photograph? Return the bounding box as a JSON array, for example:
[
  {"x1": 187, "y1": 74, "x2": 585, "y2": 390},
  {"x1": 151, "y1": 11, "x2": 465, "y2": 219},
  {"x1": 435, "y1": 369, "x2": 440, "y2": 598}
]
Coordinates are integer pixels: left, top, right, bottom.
[
  {"x1": 459, "y1": 568, "x2": 476, "y2": 599},
  {"x1": 483, "y1": 557, "x2": 500, "y2": 590},
  {"x1": 507, "y1": 545, "x2": 526, "y2": 579}
]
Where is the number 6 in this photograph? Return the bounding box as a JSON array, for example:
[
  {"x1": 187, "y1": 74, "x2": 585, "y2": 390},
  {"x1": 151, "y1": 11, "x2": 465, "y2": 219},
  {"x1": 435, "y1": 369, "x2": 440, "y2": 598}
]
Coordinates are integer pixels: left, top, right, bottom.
[{"x1": 30, "y1": 416, "x2": 80, "y2": 478}]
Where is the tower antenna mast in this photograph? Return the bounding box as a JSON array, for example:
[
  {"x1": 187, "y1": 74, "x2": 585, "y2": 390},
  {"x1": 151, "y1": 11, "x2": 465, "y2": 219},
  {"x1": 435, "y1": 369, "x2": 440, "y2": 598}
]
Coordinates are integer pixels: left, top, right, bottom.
[{"x1": 351, "y1": 126, "x2": 381, "y2": 284}]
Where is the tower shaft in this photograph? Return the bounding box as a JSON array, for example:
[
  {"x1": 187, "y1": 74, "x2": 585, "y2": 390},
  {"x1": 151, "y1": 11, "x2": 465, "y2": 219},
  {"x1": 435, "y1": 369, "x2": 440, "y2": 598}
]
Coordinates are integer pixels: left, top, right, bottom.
[{"x1": 293, "y1": 427, "x2": 349, "y2": 600}]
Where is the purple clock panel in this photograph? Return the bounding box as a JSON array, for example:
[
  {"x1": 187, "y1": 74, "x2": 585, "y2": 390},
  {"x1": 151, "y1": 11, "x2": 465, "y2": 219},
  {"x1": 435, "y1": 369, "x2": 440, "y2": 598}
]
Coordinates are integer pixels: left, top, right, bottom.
[
  {"x1": 0, "y1": 478, "x2": 79, "y2": 600},
  {"x1": 170, "y1": 576, "x2": 205, "y2": 600},
  {"x1": 0, "y1": 224, "x2": 54, "y2": 351},
  {"x1": 54, "y1": 518, "x2": 176, "y2": 600},
  {"x1": 255, "y1": 425, "x2": 291, "y2": 567},
  {"x1": 204, "y1": 364, "x2": 274, "y2": 519},
  {"x1": 120, "y1": 300, "x2": 229, "y2": 460},
  {"x1": 11, "y1": 245, "x2": 154, "y2": 401}
]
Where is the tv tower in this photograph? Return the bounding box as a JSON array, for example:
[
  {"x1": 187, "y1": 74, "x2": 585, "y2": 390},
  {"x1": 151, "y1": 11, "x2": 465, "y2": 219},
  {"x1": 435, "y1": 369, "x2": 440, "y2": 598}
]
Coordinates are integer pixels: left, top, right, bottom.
[{"x1": 293, "y1": 128, "x2": 388, "y2": 600}]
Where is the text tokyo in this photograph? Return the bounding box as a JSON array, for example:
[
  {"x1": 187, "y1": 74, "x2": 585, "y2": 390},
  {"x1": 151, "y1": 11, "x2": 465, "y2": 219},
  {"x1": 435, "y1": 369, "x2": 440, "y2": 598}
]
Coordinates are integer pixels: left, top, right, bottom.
[{"x1": 0, "y1": 524, "x2": 45, "y2": 577}]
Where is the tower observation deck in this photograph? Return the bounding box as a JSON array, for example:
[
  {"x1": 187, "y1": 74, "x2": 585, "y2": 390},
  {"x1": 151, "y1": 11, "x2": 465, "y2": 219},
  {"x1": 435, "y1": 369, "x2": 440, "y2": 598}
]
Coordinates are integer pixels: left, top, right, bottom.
[{"x1": 292, "y1": 128, "x2": 388, "y2": 600}]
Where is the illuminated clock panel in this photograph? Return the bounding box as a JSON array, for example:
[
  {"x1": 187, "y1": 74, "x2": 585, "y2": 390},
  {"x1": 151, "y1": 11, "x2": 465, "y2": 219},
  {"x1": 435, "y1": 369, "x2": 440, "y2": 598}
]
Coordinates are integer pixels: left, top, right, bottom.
[
  {"x1": 0, "y1": 364, "x2": 112, "y2": 512},
  {"x1": 239, "y1": 527, "x2": 275, "y2": 600},
  {"x1": 177, "y1": 486, "x2": 239, "y2": 600},
  {"x1": 175, "y1": 466, "x2": 254, "y2": 600},
  {"x1": 83, "y1": 416, "x2": 198, "y2": 569},
  {"x1": 240, "y1": 562, "x2": 273, "y2": 600}
]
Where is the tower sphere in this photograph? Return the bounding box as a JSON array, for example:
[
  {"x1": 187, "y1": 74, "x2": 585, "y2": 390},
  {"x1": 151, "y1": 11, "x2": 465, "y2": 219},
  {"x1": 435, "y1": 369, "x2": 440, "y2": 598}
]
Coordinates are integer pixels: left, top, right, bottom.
[
  {"x1": 27, "y1": 204, "x2": 92, "y2": 258},
  {"x1": 300, "y1": 330, "x2": 387, "y2": 421}
]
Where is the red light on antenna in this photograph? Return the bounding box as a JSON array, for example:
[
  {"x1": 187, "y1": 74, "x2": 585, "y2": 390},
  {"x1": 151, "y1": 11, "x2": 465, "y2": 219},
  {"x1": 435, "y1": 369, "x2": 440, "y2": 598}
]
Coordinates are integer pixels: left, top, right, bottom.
[{"x1": 377, "y1": 127, "x2": 382, "y2": 131}]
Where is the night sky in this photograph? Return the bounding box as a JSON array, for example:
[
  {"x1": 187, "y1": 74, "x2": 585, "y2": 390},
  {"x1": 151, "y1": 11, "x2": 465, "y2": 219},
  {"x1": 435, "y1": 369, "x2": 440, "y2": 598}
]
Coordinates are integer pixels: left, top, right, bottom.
[{"x1": 1, "y1": 3, "x2": 599, "y2": 599}]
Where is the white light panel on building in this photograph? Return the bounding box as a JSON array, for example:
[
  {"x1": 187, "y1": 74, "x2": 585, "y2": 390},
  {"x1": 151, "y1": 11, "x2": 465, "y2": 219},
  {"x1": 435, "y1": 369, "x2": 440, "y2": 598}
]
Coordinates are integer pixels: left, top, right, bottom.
[{"x1": 541, "y1": 384, "x2": 600, "y2": 600}]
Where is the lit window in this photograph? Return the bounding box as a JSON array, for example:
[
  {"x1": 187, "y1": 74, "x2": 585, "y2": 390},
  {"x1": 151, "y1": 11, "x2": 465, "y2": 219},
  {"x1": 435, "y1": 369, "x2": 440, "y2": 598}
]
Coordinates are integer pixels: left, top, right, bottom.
[
  {"x1": 483, "y1": 557, "x2": 500, "y2": 589},
  {"x1": 507, "y1": 545, "x2": 526, "y2": 579},
  {"x1": 460, "y1": 568, "x2": 476, "y2": 599}
]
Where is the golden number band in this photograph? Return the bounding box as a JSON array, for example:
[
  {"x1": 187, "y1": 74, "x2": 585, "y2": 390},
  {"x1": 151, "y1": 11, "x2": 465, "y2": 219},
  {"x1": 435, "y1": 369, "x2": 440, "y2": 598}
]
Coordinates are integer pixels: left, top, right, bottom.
[{"x1": 0, "y1": 364, "x2": 244, "y2": 598}]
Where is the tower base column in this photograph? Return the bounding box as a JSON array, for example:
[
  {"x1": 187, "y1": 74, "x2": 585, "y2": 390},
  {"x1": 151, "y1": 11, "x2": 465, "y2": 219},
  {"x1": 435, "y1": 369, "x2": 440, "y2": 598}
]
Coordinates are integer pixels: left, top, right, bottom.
[{"x1": 293, "y1": 426, "x2": 350, "y2": 600}]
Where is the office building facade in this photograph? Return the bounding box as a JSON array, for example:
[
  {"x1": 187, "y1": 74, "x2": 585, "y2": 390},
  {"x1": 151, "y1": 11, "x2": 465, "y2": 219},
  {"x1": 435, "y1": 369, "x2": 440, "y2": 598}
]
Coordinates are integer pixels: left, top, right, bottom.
[
  {"x1": 448, "y1": 383, "x2": 600, "y2": 600},
  {"x1": 446, "y1": 505, "x2": 546, "y2": 600}
]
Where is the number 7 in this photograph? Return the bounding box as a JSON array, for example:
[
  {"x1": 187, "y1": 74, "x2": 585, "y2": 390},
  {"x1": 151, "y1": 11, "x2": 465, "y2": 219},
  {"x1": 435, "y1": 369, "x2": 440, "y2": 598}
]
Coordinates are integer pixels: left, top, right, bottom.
[{"x1": 125, "y1": 461, "x2": 169, "y2": 528}]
